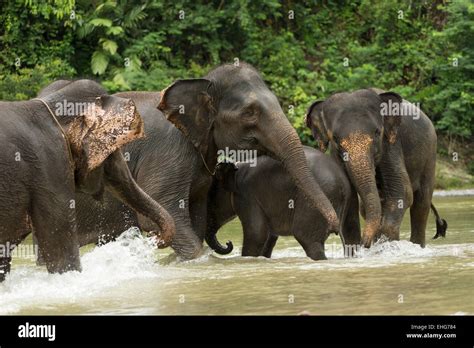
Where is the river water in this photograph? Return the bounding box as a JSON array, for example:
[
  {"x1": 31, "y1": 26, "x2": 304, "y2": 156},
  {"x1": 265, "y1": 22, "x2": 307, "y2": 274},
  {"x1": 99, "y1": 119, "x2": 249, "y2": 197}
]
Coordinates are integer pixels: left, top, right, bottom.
[{"x1": 1, "y1": 195, "x2": 473, "y2": 315}]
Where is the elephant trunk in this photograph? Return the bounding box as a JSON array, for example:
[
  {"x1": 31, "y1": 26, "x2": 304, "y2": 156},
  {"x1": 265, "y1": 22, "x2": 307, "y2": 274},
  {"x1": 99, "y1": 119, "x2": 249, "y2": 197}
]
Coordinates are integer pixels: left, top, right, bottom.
[
  {"x1": 267, "y1": 120, "x2": 339, "y2": 233},
  {"x1": 205, "y1": 231, "x2": 233, "y2": 255},
  {"x1": 205, "y1": 180, "x2": 235, "y2": 255},
  {"x1": 346, "y1": 156, "x2": 381, "y2": 248},
  {"x1": 104, "y1": 151, "x2": 176, "y2": 248}
]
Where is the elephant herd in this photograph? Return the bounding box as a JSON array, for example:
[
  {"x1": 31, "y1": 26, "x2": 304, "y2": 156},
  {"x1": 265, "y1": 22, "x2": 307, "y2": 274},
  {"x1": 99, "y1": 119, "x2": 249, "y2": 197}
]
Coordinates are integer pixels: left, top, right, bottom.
[{"x1": 0, "y1": 63, "x2": 447, "y2": 281}]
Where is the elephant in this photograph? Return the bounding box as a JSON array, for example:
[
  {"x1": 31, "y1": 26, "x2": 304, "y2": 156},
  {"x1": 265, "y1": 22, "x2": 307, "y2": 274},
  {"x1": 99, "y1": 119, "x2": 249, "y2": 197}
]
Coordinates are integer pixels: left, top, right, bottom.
[
  {"x1": 36, "y1": 81, "x2": 213, "y2": 259},
  {"x1": 206, "y1": 146, "x2": 361, "y2": 260},
  {"x1": 38, "y1": 63, "x2": 340, "y2": 260},
  {"x1": 0, "y1": 79, "x2": 175, "y2": 281},
  {"x1": 305, "y1": 88, "x2": 447, "y2": 248}
]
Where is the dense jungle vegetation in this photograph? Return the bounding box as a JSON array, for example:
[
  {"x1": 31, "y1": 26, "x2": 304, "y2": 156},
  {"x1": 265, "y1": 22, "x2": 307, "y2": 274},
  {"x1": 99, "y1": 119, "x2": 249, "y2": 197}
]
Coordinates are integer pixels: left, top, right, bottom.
[{"x1": 1, "y1": 0, "x2": 473, "y2": 187}]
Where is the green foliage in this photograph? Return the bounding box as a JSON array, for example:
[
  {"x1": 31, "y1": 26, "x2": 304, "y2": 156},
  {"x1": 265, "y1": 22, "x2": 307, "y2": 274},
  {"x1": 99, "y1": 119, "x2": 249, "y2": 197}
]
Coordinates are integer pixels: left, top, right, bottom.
[
  {"x1": 426, "y1": 0, "x2": 474, "y2": 138},
  {"x1": 0, "y1": 0, "x2": 472, "y2": 144}
]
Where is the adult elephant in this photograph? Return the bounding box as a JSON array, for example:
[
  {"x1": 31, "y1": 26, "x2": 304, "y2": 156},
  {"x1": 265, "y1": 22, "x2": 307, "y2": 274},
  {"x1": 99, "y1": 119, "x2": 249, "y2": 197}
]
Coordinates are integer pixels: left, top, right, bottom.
[
  {"x1": 37, "y1": 82, "x2": 213, "y2": 259},
  {"x1": 41, "y1": 63, "x2": 339, "y2": 260},
  {"x1": 206, "y1": 146, "x2": 361, "y2": 260},
  {"x1": 0, "y1": 79, "x2": 175, "y2": 281},
  {"x1": 305, "y1": 88, "x2": 447, "y2": 248}
]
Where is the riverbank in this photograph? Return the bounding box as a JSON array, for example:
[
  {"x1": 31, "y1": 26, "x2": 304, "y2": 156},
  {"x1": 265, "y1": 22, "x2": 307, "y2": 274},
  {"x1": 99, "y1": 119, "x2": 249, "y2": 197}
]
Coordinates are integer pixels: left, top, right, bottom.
[
  {"x1": 434, "y1": 189, "x2": 474, "y2": 197},
  {"x1": 435, "y1": 157, "x2": 474, "y2": 190}
]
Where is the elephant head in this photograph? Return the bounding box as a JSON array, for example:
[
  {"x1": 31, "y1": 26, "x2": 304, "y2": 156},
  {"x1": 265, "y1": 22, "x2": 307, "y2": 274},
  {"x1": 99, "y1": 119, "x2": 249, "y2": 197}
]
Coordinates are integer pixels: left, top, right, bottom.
[
  {"x1": 305, "y1": 88, "x2": 402, "y2": 247},
  {"x1": 158, "y1": 63, "x2": 339, "y2": 234},
  {"x1": 37, "y1": 79, "x2": 175, "y2": 247}
]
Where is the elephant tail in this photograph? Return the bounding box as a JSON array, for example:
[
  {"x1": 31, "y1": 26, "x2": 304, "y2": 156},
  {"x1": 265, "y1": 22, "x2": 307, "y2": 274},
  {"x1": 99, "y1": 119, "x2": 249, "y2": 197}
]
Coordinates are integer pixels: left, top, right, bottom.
[
  {"x1": 205, "y1": 231, "x2": 234, "y2": 255},
  {"x1": 431, "y1": 203, "x2": 447, "y2": 239}
]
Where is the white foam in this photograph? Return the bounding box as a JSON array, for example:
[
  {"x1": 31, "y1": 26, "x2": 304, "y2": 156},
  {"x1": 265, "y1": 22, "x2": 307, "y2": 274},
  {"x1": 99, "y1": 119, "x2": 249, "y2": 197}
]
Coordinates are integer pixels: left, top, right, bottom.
[
  {"x1": 268, "y1": 239, "x2": 474, "y2": 270},
  {"x1": 0, "y1": 228, "x2": 161, "y2": 314}
]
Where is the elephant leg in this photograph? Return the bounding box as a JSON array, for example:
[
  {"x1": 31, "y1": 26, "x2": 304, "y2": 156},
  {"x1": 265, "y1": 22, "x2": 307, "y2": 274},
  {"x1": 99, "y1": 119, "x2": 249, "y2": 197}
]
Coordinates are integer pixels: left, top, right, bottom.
[
  {"x1": 377, "y1": 153, "x2": 413, "y2": 242},
  {"x1": 378, "y1": 178, "x2": 412, "y2": 242},
  {"x1": 0, "y1": 201, "x2": 30, "y2": 280},
  {"x1": 0, "y1": 255, "x2": 11, "y2": 282},
  {"x1": 30, "y1": 189, "x2": 82, "y2": 274},
  {"x1": 241, "y1": 204, "x2": 268, "y2": 257},
  {"x1": 172, "y1": 194, "x2": 203, "y2": 260},
  {"x1": 294, "y1": 233, "x2": 327, "y2": 261},
  {"x1": 341, "y1": 190, "x2": 361, "y2": 257},
  {"x1": 378, "y1": 198, "x2": 408, "y2": 241},
  {"x1": 189, "y1": 193, "x2": 208, "y2": 242},
  {"x1": 261, "y1": 234, "x2": 278, "y2": 258},
  {"x1": 409, "y1": 189, "x2": 432, "y2": 247},
  {"x1": 172, "y1": 219, "x2": 204, "y2": 260},
  {"x1": 1, "y1": 228, "x2": 36, "y2": 281}
]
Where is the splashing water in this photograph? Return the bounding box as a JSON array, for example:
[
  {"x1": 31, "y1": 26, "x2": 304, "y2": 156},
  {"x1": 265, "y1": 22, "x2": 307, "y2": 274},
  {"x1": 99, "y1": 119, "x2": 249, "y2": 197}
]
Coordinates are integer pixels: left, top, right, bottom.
[
  {"x1": 0, "y1": 195, "x2": 472, "y2": 315},
  {"x1": 0, "y1": 228, "x2": 161, "y2": 314}
]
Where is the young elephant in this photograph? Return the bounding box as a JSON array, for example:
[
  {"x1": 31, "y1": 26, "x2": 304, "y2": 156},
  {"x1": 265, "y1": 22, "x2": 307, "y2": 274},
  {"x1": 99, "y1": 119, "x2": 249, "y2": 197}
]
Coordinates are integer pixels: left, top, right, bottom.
[
  {"x1": 0, "y1": 80, "x2": 175, "y2": 281},
  {"x1": 206, "y1": 146, "x2": 361, "y2": 260},
  {"x1": 305, "y1": 88, "x2": 447, "y2": 248}
]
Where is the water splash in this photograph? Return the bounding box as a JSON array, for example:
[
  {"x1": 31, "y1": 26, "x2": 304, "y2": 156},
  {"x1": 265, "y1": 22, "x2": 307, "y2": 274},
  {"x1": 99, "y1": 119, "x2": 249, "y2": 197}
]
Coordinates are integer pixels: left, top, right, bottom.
[{"x1": 0, "y1": 228, "x2": 160, "y2": 314}]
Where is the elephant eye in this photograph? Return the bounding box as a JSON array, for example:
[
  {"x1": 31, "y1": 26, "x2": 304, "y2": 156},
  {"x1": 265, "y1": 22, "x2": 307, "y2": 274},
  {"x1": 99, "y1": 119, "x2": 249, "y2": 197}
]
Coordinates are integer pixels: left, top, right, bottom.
[
  {"x1": 242, "y1": 107, "x2": 255, "y2": 117},
  {"x1": 375, "y1": 128, "x2": 381, "y2": 137},
  {"x1": 242, "y1": 106, "x2": 258, "y2": 124}
]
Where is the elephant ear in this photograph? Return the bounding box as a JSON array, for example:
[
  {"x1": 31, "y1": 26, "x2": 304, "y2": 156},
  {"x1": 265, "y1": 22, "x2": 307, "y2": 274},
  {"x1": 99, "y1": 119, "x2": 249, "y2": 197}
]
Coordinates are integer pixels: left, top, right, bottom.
[
  {"x1": 158, "y1": 79, "x2": 215, "y2": 153},
  {"x1": 305, "y1": 100, "x2": 329, "y2": 153},
  {"x1": 69, "y1": 95, "x2": 145, "y2": 174},
  {"x1": 379, "y1": 92, "x2": 403, "y2": 144}
]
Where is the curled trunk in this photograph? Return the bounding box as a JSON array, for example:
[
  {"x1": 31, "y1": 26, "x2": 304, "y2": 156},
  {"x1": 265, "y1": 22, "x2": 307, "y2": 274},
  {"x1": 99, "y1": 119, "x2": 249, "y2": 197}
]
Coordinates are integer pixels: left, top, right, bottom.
[
  {"x1": 205, "y1": 232, "x2": 233, "y2": 255},
  {"x1": 205, "y1": 180, "x2": 235, "y2": 255}
]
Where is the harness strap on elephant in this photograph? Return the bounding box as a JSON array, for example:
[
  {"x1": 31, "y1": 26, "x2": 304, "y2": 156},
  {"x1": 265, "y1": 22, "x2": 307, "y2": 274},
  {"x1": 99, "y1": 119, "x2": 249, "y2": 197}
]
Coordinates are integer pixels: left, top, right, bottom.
[{"x1": 33, "y1": 98, "x2": 75, "y2": 167}]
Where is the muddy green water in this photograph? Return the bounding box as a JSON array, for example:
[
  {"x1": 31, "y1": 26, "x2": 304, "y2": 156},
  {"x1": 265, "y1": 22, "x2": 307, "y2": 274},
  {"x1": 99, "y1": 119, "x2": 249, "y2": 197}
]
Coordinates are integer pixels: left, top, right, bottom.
[{"x1": 1, "y1": 195, "x2": 473, "y2": 315}]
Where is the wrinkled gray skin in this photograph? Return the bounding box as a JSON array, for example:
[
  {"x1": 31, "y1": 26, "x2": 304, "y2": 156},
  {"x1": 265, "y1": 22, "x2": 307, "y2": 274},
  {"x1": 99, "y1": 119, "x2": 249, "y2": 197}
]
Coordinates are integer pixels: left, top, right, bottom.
[
  {"x1": 37, "y1": 82, "x2": 212, "y2": 259},
  {"x1": 0, "y1": 80, "x2": 175, "y2": 281},
  {"x1": 38, "y1": 63, "x2": 339, "y2": 260},
  {"x1": 206, "y1": 146, "x2": 361, "y2": 260},
  {"x1": 305, "y1": 88, "x2": 447, "y2": 248},
  {"x1": 159, "y1": 64, "x2": 340, "y2": 250}
]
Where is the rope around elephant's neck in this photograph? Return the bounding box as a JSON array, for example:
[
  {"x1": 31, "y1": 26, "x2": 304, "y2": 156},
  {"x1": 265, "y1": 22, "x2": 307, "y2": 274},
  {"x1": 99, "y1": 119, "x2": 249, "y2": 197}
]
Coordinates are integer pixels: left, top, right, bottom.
[
  {"x1": 32, "y1": 98, "x2": 75, "y2": 168},
  {"x1": 199, "y1": 151, "x2": 216, "y2": 176}
]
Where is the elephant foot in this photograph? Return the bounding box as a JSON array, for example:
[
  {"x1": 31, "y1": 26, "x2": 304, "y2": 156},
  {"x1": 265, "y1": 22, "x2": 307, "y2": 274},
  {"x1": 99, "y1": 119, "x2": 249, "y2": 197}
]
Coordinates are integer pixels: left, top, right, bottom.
[
  {"x1": 378, "y1": 224, "x2": 401, "y2": 242},
  {"x1": 173, "y1": 242, "x2": 204, "y2": 261},
  {"x1": 45, "y1": 258, "x2": 82, "y2": 274}
]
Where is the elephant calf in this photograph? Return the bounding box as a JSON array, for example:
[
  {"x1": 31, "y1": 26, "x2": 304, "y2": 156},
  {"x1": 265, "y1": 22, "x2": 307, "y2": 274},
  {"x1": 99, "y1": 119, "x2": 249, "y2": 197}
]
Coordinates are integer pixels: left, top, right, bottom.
[{"x1": 206, "y1": 146, "x2": 361, "y2": 260}]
